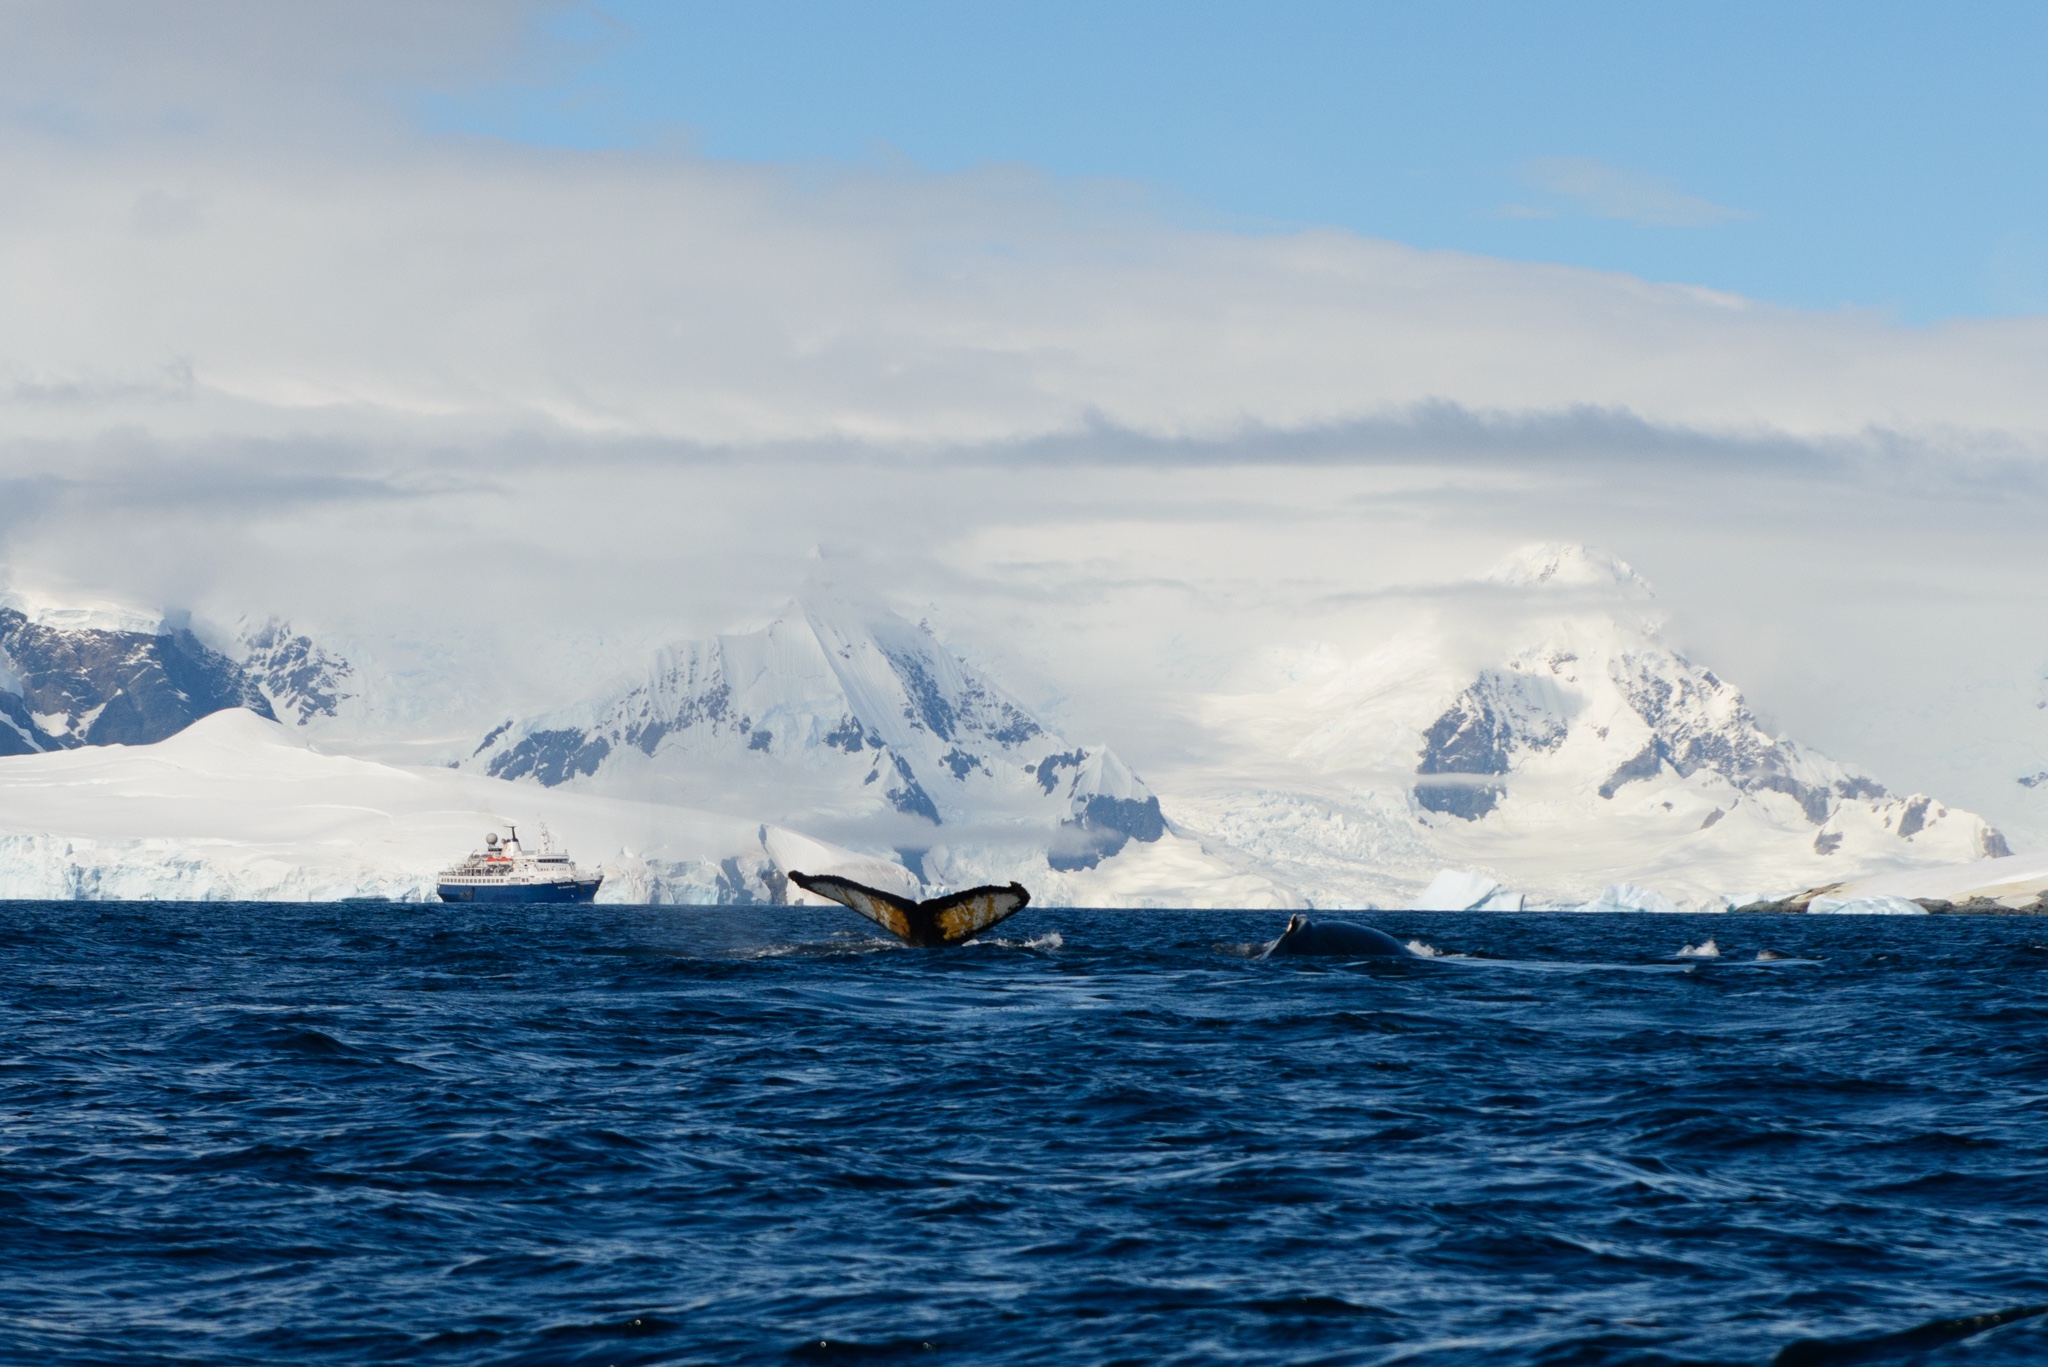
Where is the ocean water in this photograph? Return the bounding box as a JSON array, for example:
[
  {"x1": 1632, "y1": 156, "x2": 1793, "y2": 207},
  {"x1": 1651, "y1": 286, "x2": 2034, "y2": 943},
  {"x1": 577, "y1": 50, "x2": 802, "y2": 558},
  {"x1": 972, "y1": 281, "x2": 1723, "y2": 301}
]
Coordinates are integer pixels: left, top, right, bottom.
[{"x1": 3, "y1": 903, "x2": 2046, "y2": 1366}]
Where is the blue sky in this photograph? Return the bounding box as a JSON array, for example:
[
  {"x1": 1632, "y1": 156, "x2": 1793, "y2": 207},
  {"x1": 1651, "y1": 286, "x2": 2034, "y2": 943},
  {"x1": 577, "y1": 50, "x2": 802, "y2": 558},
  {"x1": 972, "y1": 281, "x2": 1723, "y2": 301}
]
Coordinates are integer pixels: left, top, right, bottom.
[{"x1": 423, "y1": 1, "x2": 2048, "y2": 323}]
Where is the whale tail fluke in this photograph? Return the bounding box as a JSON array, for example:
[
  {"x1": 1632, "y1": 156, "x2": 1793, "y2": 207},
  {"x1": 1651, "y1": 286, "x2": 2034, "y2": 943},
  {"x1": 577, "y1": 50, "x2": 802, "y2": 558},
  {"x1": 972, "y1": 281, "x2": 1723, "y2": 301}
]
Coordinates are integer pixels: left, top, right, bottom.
[{"x1": 788, "y1": 871, "x2": 1031, "y2": 948}]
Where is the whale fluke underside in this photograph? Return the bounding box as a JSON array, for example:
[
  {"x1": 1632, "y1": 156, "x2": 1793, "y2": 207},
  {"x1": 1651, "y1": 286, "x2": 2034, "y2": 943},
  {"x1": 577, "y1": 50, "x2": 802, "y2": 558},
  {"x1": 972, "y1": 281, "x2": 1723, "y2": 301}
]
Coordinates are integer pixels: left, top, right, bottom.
[{"x1": 787, "y1": 871, "x2": 1031, "y2": 948}]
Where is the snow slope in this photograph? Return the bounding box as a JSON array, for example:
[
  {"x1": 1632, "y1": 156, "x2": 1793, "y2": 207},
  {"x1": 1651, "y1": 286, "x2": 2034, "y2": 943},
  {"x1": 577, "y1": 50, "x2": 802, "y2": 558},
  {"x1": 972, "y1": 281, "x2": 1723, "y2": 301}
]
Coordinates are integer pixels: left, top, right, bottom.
[
  {"x1": 1167, "y1": 545, "x2": 2010, "y2": 908},
  {"x1": 457, "y1": 598, "x2": 1275, "y2": 901},
  {"x1": 0, "y1": 708, "x2": 1282, "y2": 908},
  {"x1": 0, "y1": 710, "x2": 919, "y2": 904}
]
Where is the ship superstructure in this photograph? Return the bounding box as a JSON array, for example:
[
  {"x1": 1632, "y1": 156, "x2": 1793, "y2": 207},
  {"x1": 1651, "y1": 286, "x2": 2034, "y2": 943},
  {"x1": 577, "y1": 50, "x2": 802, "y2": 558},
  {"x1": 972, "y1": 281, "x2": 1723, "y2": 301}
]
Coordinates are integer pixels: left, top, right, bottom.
[{"x1": 436, "y1": 825, "x2": 602, "y2": 903}]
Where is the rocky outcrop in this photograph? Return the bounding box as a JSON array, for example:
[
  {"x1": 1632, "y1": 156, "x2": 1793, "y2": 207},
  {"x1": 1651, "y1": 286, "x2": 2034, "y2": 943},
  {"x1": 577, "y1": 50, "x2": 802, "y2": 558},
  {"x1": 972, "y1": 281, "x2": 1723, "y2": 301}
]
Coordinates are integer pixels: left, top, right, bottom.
[
  {"x1": 239, "y1": 619, "x2": 354, "y2": 725},
  {"x1": 0, "y1": 608, "x2": 273, "y2": 752}
]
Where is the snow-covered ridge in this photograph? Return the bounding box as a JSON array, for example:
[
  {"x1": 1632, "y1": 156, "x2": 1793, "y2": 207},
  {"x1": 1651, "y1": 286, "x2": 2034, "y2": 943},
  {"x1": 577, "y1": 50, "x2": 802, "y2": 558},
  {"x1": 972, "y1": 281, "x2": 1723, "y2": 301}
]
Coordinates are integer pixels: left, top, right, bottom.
[
  {"x1": 1484, "y1": 542, "x2": 1654, "y2": 597},
  {"x1": 465, "y1": 598, "x2": 1173, "y2": 887},
  {"x1": 237, "y1": 618, "x2": 356, "y2": 726},
  {"x1": 0, "y1": 602, "x2": 273, "y2": 755},
  {"x1": 0, "y1": 543, "x2": 2018, "y2": 909},
  {"x1": 1171, "y1": 542, "x2": 2010, "y2": 908},
  {"x1": 0, "y1": 587, "x2": 168, "y2": 636}
]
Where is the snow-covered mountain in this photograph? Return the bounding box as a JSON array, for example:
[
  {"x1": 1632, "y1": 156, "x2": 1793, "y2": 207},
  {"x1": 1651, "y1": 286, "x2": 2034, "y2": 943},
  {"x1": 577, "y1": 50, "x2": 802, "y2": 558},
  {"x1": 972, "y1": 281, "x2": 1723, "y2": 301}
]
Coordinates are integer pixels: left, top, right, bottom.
[
  {"x1": 460, "y1": 599, "x2": 1286, "y2": 904},
  {"x1": 0, "y1": 546, "x2": 2018, "y2": 908},
  {"x1": 1168, "y1": 544, "x2": 2009, "y2": 908},
  {"x1": 0, "y1": 597, "x2": 273, "y2": 754},
  {"x1": 237, "y1": 618, "x2": 356, "y2": 726}
]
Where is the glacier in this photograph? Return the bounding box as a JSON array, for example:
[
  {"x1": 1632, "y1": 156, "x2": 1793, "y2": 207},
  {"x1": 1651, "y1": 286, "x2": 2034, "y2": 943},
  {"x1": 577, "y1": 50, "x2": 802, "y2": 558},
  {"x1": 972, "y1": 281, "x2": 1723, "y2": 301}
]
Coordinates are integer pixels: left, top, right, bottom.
[
  {"x1": 0, "y1": 709, "x2": 919, "y2": 904},
  {"x1": 0, "y1": 544, "x2": 2025, "y2": 908}
]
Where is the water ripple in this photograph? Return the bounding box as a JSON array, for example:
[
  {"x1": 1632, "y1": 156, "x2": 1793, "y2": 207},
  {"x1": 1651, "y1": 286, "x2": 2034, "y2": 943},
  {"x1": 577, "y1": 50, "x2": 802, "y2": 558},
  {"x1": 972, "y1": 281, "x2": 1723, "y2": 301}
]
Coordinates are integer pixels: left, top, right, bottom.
[{"x1": 2, "y1": 904, "x2": 2046, "y2": 1364}]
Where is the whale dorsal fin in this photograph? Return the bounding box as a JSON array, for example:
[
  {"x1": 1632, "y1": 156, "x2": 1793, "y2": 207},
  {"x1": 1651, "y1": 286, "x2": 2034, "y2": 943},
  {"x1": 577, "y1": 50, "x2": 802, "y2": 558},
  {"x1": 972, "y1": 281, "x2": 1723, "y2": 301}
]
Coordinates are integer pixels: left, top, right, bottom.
[{"x1": 788, "y1": 872, "x2": 1031, "y2": 947}]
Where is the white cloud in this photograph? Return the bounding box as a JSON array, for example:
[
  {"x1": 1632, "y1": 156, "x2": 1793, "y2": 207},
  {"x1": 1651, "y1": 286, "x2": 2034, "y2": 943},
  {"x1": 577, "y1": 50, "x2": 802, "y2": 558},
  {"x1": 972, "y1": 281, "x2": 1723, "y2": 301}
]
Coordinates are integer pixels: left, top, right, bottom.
[
  {"x1": 1515, "y1": 155, "x2": 1752, "y2": 228},
  {"x1": 0, "y1": 129, "x2": 2040, "y2": 451},
  {"x1": 0, "y1": 4, "x2": 2045, "y2": 851}
]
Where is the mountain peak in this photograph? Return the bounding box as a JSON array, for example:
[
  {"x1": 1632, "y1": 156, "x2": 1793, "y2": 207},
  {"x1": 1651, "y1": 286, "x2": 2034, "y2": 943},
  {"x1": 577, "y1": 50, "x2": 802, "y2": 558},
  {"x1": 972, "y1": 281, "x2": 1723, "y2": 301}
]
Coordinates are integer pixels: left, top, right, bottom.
[
  {"x1": 0, "y1": 587, "x2": 168, "y2": 636},
  {"x1": 1485, "y1": 543, "x2": 1653, "y2": 597}
]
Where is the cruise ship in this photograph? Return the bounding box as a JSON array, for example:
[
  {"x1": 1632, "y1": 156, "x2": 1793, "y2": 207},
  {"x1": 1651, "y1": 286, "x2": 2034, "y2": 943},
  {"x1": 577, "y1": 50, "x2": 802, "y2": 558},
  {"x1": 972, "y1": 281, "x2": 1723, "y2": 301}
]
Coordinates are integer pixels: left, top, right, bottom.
[{"x1": 436, "y1": 826, "x2": 602, "y2": 903}]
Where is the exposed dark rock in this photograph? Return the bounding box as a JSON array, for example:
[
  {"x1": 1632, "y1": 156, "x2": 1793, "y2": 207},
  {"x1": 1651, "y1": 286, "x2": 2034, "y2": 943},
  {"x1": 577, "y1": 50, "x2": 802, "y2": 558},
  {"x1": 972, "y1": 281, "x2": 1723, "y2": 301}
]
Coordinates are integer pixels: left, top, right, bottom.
[
  {"x1": 1926, "y1": 895, "x2": 2045, "y2": 915},
  {"x1": 1031, "y1": 749, "x2": 1085, "y2": 796},
  {"x1": 1599, "y1": 741, "x2": 1664, "y2": 799},
  {"x1": 1730, "y1": 882, "x2": 1845, "y2": 914},
  {"x1": 479, "y1": 610, "x2": 1057, "y2": 811},
  {"x1": 1812, "y1": 831, "x2": 1843, "y2": 855},
  {"x1": 1417, "y1": 694, "x2": 1514, "y2": 778},
  {"x1": 1699, "y1": 807, "x2": 1725, "y2": 830},
  {"x1": 1613, "y1": 651, "x2": 1867, "y2": 825},
  {"x1": 1413, "y1": 671, "x2": 1567, "y2": 822},
  {"x1": 0, "y1": 692, "x2": 46, "y2": 756},
  {"x1": 1896, "y1": 796, "x2": 1931, "y2": 840},
  {"x1": 1415, "y1": 780, "x2": 1504, "y2": 821},
  {"x1": 882, "y1": 644, "x2": 958, "y2": 741},
  {"x1": 941, "y1": 748, "x2": 984, "y2": 780},
  {"x1": 0, "y1": 607, "x2": 274, "y2": 749},
  {"x1": 473, "y1": 719, "x2": 513, "y2": 757},
  {"x1": 239, "y1": 620, "x2": 354, "y2": 725},
  {"x1": 1048, "y1": 794, "x2": 1166, "y2": 872},
  {"x1": 487, "y1": 728, "x2": 611, "y2": 786},
  {"x1": 987, "y1": 712, "x2": 1044, "y2": 745},
  {"x1": 1983, "y1": 826, "x2": 2013, "y2": 858},
  {"x1": 885, "y1": 753, "x2": 940, "y2": 825},
  {"x1": 823, "y1": 715, "x2": 872, "y2": 752}
]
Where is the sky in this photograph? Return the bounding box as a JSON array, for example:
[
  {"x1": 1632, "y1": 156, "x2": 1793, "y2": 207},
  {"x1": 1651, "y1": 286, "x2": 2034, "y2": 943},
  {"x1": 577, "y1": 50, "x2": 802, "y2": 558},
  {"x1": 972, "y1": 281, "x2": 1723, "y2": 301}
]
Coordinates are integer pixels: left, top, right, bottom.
[
  {"x1": 434, "y1": 1, "x2": 2048, "y2": 322},
  {"x1": 1, "y1": 1, "x2": 2047, "y2": 841}
]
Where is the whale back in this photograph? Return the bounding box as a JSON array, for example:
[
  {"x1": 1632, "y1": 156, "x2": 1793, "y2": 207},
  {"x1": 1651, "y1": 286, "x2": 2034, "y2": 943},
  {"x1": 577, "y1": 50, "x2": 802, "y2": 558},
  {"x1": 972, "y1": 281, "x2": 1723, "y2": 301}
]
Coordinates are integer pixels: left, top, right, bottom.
[{"x1": 1261, "y1": 914, "x2": 1413, "y2": 959}]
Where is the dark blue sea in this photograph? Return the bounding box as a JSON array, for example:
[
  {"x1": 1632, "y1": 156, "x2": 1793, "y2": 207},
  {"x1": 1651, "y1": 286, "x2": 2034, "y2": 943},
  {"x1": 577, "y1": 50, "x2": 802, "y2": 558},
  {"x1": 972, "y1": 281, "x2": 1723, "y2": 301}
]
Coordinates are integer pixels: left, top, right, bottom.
[{"x1": 4, "y1": 903, "x2": 2047, "y2": 1366}]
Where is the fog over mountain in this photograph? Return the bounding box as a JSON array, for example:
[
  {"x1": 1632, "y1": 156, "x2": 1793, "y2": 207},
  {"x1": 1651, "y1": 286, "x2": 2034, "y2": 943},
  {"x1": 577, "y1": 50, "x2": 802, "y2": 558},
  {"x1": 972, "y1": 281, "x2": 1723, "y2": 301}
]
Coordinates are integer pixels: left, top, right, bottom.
[
  {"x1": 0, "y1": 544, "x2": 2017, "y2": 908},
  {"x1": 2, "y1": 5, "x2": 2047, "y2": 901}
]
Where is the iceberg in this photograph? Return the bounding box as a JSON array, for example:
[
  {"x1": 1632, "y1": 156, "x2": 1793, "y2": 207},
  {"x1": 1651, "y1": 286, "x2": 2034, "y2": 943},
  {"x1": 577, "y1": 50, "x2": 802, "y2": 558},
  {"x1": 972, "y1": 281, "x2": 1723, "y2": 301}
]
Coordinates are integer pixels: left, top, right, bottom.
[
  {"x1": 1578, "y1": 883, "x2": 1681, "y2": 913},
  {"x1": 1805, "y1": 895, "x2": 1929, "y2": 916},
  {"x1": 1414, "y1": 869, "x2": 1506, "y2": 911}
]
